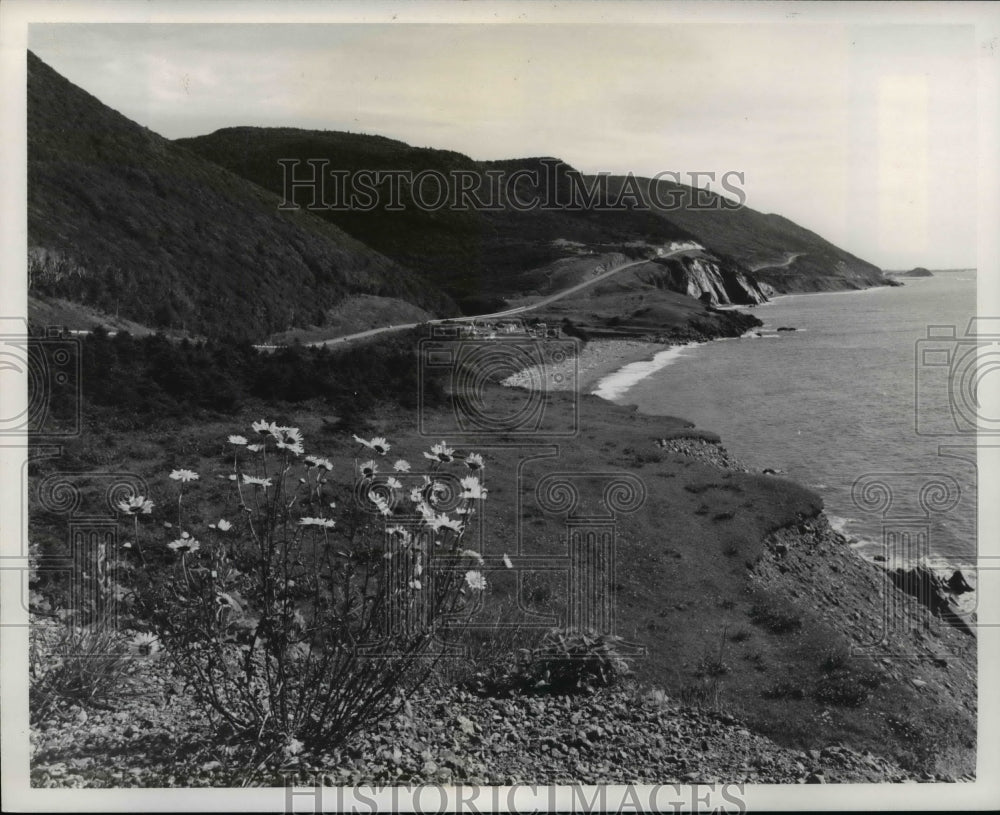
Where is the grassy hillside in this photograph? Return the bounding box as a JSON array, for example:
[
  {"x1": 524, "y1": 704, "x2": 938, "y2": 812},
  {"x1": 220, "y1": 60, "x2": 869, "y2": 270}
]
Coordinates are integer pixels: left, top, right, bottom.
[
  {"x1": 27, "y1": 53, "x2": 453, "y2": 341},
  {"x1": 29, "y1": 385, "x2": 975, "y2": 779},
  {"x1": 176, "y1": 129, "x2": 696, "y2": 309},
  {"x1": 178, "y1": 127, "x2": 891, "y2": 302}
]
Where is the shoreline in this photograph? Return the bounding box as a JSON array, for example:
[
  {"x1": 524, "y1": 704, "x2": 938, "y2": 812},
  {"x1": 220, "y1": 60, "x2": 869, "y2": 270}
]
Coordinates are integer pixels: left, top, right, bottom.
[{"x1": 501, "y1": 338, "x2": 674, "y2": 395}]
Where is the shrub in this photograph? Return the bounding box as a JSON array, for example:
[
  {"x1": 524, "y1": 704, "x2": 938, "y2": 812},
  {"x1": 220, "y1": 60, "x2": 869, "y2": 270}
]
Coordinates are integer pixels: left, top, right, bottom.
[
  {"x1": 508, "y1": 629, "x2": 632, "y2": 694},
  {"x1": 813, "y1": 673, "x2": 872, "y2": 707},
  {"x1": 29, "y1": 613, "x2": 144, "y2": 723},
  {"x1": 763, "y1": 679, "x2": 805, "y2": 700},
  {"x1": 749, "y1": 598, "x2": 803, "y2": 634},
  {"x1": 127, "y1": 424, "x2": 491, "y2": 753}
]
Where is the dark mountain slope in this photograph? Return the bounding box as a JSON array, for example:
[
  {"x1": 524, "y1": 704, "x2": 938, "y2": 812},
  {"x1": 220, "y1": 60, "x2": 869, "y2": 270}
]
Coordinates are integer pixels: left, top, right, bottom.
[
  {"x1": 27, "y1": 52, "x2": 452, "y2": 340},
  {"x1": 179, "y1": 127, "x2": 891, "y2": 301},
  {"x1": 176, "y1": 129, "x2": 696, "y2": 309}
]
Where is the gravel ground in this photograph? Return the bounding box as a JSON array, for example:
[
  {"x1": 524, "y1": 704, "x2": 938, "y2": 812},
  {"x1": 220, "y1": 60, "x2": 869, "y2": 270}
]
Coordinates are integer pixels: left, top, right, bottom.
[
  {"x1": 656, "y1": 437, "x2": 751, "y2": 473},
  {"x1": 31, "y1": 667, "x2": 955, "y2": 788}
]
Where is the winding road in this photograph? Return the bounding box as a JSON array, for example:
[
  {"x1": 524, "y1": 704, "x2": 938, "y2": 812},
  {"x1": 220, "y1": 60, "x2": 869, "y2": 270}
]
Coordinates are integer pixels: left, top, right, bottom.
[{"x1": 306, "y1": 250, "x2": 691, "y2": 348}]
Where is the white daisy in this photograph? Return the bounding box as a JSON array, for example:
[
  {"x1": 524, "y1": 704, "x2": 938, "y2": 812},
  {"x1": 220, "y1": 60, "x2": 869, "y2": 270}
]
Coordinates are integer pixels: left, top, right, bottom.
[
  {"x1": 423, "y1": 441, "x2": 455, "y2": 464},
  {"x1": 354, "y1": 435, "x2": 391, "y2": 455},
  {"x1": 393, "y1": 459, "x2": 412, "y2": 473},
  {"x1": 242, "y1": 474, "x2": 273, "y2": 488},
  {"x1": 116, "y1": 495, "x2": 153, "y2": 515},
  {"x1": 299, "y1": 517, "x2": 336, "y2": 529},
  {"x1": 464, "y1": 570, "x2": 487, "y2": 591},
  {"x1": 460, "y1": 476, "x2": 488, "y2": 501},
  {"x1": 169, "y1": 469, "x2": 199, "y2": 483},
  {"x1": 228, "y1": 435, "x2": 248, "y2": 446}
]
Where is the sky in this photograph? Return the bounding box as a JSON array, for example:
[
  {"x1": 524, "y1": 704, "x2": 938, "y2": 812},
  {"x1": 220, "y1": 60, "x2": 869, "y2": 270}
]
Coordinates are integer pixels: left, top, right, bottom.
[{"x1": 27, "y1": 21, "x2": 981, "y2": 269}]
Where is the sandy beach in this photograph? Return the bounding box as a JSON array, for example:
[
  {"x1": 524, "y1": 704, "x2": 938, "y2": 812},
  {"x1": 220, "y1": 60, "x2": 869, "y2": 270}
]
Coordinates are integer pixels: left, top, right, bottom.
[{"x1": 501, "y1": 339, "x2": 670, "y2": 395}]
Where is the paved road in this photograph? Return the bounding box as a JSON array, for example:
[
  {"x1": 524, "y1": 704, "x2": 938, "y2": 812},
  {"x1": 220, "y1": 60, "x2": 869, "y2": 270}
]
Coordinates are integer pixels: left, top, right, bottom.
[
  {"x1": 750, "y1": 252, "x2": 806, "y2": 272},
  {"x1": 306, "y1": 251, "x2": 688, "y2": 349}
]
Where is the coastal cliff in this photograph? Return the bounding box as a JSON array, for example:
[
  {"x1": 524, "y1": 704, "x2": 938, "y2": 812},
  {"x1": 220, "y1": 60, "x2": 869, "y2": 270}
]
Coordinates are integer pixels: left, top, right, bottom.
[{"x1": 632, "y1": 255, "x2": 770, "y2": 306}]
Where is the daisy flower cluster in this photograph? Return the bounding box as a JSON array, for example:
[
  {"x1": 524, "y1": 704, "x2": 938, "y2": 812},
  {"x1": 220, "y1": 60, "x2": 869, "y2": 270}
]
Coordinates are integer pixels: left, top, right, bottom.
[{"x1": 351, "y1": 438, "x2": 491, "y2": 592}]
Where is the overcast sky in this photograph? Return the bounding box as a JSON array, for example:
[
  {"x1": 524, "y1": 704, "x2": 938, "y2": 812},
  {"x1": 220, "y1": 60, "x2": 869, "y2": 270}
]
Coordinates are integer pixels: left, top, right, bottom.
[{"x1": 29, "y1": 22, "x2": 979, "y2": 269}]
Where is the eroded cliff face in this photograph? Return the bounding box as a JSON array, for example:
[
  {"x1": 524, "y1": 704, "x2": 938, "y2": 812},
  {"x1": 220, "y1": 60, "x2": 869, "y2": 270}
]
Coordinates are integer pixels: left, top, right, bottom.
[{"x1": 634, "y1": 255, "x2": 770, "y2": 306}]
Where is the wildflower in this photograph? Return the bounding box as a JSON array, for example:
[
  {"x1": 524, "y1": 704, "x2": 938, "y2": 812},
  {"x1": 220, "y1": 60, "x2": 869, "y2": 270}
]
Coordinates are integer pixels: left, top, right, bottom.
[
  {"x1": 228, "y1": 435, "x2": 248, "y2": 446},
  {"x1": 385, "y1": 476, "x2": 403, "y2": 491},
  {"x1": 274, "y1": 426, "x2": 304, "y2": 455},
  {"x1": 128, "y1": 632, "x2": 161, "y2": 656},
  {"x1": 423, "y1": 441, "x2": 455, "y2": 464},
  {"x1": 386, "y1": 526, "x2": 412, "y2": 544},
  {"x1": 393, "y1": 459, "x2": 411, "y2": 473},
  {"x1": 299, "y1": 517, "x2": 336, "y2": 529},
  {"x1": 503, "y1": 554, "x2": 514, "y2": 569},
  {"x1": 368, "y1": 491, "x2": 392, "y2": 517},
  {"x1": 116, "y1": 495, "x2": 153, "y2": 515},
  {"x1": 461, "y1": 549, "x2": 484, "y2": 565},
  {"x1": 358, "y1": 459, "x2": 378, "y2": 479},
  {"x1": 464, "y1": 452, "x2": 485, "y2": 471},
  {"x1": 354, "y1": 435, "x2": 391, "y2": 455},
  {"x1": 314, "y1": 458, "x2": 333, "y2": 471},
  {"x1": 217, "y1": 519, "x2": 232, "y2": 532},
  {"x1": 169, "y1": 469, "x2": 199, "y2": 483},
  {"x1": 168, "y1": 534, "x2": 200, "y2": 554},
  {"x1": 304, "y1": 455, "x2": 321, "y2": 467},
  {"x1": 246, "y1": 444, "x2": 263, "y2": 453},
  {"x1": 464, "y1": 570, "x2": 487, "y2": 591},
  {"x1": 411, "y1": 475, "x2": 447, "y2": 506},
  {"x1": 422, "y1": 509, "x2": 463, "y2": 534},
  {"x1": 252, "y1": 419, "x2": 275, "y2": 435},
  {"x1": 242, "y1": 474, "x2": 273, "y2": 488},
  {"x1": 460, "y1": 476, "x2": 488, "y2": 501}
]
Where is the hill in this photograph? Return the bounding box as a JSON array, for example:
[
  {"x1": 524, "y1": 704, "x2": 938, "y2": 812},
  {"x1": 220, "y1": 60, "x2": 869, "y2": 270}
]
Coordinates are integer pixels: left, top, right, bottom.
[
  {"x1": 176, "y1": 129, "x2": 702, "y2": 311},
  {"x1": 27, "y1": 53, "x2": 453, "y2": 341},
  {"x1": 178, "y1": 128, "x2": 893, "y2": 303}
]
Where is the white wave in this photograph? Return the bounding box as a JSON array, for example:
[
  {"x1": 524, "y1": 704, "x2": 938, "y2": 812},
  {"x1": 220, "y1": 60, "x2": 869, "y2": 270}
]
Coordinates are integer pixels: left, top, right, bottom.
[
  {"x1": 827, "y1": 515, "x2": 854, "y2": 536},
  {"x1": 590, "y1": 342, "x2": 702, "y2": 401}
]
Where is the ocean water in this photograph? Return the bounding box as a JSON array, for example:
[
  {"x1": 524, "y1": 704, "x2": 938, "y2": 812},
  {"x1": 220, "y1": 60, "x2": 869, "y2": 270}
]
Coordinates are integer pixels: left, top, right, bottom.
[{"x1": 599, "y1": 272, "x2": 980, "y2": 572}]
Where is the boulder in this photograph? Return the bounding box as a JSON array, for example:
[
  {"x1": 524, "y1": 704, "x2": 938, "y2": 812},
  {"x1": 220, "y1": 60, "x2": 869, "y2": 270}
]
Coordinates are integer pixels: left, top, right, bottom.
[{"x1": 886, "y1": 563, "x2": 976, "y2": 636}]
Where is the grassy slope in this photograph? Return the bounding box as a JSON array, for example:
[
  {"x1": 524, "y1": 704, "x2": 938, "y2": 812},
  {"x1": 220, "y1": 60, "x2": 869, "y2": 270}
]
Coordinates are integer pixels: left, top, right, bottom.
[
  {"x1": 178, "y1": 128, "x2": 891, "y2": 300},
  {"x1": 30, "y1": 387, "x2": 975, "y2": 777},
  {"x1": 174, "y1": 129, "x2": 696, "y2": 305},
  {"x1": 27, "y1": 53, "x2": 453, "y2": 341}
]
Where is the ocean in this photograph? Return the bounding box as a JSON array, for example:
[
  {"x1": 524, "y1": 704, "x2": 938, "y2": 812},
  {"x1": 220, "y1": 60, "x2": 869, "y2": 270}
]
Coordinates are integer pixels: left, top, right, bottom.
[{"x1": 596, "y1": 272, "x2": 980, "y2": 574}]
